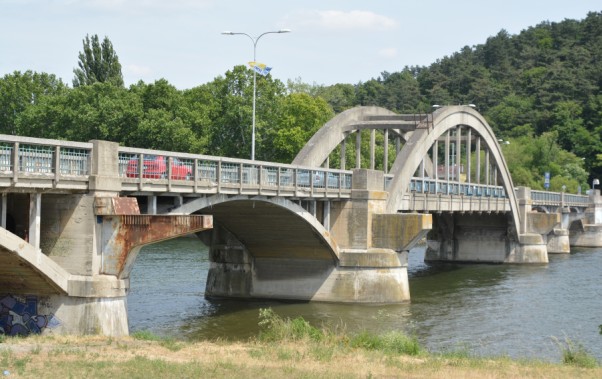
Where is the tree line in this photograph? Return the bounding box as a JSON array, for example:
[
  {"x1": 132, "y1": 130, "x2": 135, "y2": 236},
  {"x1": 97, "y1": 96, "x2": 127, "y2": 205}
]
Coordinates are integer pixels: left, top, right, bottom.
[{"x1": 1, "y1": 12, "x2": 601, "y2": 191}]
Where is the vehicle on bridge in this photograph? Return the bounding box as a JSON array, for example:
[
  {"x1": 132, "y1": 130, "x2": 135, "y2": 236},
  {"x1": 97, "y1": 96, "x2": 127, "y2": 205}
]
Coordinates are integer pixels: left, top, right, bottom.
[{"x1": 125, "y1": 155, "x2": 192, "y2": 180}]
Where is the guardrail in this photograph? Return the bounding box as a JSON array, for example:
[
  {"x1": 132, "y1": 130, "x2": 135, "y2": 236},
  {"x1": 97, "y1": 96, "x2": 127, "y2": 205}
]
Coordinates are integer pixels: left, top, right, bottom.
[
  {"x1": 529, "y1": 189, "x2": 589, "y2": 206},
  {"x1": 409, "y1": 178, "x2": 507, "y2": 197},
  {"x1": 117, "y1": 147, "x2": 353, "y2": 193},
  {"x1": 0, "y1": 135, "x2": 92, "y2": 178},
  {"x1": 0, "y1": 134, "x2": 591, "y2": 207}
]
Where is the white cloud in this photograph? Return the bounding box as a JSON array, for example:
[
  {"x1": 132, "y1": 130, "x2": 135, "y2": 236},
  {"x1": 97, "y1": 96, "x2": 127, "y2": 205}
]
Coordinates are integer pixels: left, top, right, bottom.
[
  {"x1": 285, "y1": 10, "x2": 398, "y2": 31},
  {"x1": 378, "y1": 47, "x2": 398, "y2": 58}
]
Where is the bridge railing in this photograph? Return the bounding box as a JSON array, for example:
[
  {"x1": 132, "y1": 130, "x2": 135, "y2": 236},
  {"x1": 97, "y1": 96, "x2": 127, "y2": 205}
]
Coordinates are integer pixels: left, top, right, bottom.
[
  {"x1": 0, "y1": 135, "x2": 92, "y2": 180},
  {"x1": 118, "y1": 147, "x2": 353, "y2": 194},
  {"x1": 528, "y1": 189, "x2": 589, "y2": 206},
  {"x1": 385, "y1": 176, "x2": 508, "y2": 198}
]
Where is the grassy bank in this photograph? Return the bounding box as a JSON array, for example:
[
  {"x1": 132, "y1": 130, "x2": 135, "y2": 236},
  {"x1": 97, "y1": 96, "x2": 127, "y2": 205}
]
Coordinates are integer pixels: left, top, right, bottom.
[{"x1": 0, "y1": 309, "x2": 599, "y2": 378}]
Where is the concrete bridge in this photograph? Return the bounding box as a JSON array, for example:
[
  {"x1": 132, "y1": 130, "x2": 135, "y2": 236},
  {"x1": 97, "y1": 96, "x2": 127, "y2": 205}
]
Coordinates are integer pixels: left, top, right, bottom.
[{"x1": 0, "y1": 105, "x2": 600, "y2": 337}]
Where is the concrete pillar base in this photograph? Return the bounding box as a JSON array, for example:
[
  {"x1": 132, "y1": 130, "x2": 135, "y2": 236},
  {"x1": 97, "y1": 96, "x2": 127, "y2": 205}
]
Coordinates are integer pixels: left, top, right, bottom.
[
  {"x1": 0, "y1": 294, "x2": 128, "y2": 336},
  {"x1": 570, "y1": 224, "x2": 602, "y2": 247},
  {"x1": 206, "y1": 250, "x2": 410, "y2": 303},
  {"x1": 547, "y1": 228, "x2": 570, "y2": 254}
]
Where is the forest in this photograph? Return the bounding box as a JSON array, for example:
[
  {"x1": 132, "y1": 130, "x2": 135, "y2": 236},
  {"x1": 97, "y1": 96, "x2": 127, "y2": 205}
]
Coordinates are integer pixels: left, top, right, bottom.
[{"x1": 0, "y1": 12, "x2": 600, "y2": 192}]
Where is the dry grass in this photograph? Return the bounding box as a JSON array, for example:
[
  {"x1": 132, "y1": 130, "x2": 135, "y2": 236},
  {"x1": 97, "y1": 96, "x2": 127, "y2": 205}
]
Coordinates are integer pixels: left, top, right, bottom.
[{"x1": 1, "y1": 334, "x2": 600, "y2": 379}]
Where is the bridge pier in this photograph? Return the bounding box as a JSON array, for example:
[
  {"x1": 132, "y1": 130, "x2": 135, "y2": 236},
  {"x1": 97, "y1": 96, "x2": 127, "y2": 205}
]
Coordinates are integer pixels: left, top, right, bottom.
[
  {"x1": 570, "y1": 189, "x2": 602, "y2": 247},
  {"x1": 0, "y1": 140, "x2": 212, "y2": 336},
  {"x1": 425, "y1": 212, "x2": 548, "y2": 263},
  {"x1": 204, "y1": 169, "x2": 431, "y2": 303}
]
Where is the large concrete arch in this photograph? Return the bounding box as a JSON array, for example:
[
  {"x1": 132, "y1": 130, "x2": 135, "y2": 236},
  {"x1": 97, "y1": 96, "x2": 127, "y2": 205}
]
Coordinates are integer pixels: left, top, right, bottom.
[
  {"x1": 170, "y1": 195, "x2": 340, "y2": 260},
  {"x1": 293, "y1": 106, "x2": 399, "y2": 167},
  {"x1": 385, "y1": 106, "x2": 521, "y2": 236}
]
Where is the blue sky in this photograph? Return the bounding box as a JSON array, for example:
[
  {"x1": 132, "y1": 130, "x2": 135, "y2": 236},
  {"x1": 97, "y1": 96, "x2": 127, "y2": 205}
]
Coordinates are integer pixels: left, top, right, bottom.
[{"x1": 1, "y1": 1, "x2": 600, "y2": 89}]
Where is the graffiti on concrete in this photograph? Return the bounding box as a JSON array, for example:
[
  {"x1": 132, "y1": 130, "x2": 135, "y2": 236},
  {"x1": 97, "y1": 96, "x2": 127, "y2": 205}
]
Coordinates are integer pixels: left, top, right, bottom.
[{"x1": 0, "y1": 295, "x2": 59, "y2": 335}]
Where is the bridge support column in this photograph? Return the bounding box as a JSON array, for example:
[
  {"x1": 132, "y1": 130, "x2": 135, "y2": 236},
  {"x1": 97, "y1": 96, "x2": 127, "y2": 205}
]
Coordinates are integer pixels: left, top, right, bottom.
[
  {"x1": 327, "y1": 169, "x2": 431, "y2": 302},
  {"x1": 570, "y1": 189, "x2": 602, "y2": 247},
  {"x1": 546, "y1": 208, "x2": 570, "y2": 254},
  {"x1": 426, "y1": 211, "x2": 549, "y2": 264},
  {"x1": 1, "y1": 140, "x2": 213, "y2": 337}
]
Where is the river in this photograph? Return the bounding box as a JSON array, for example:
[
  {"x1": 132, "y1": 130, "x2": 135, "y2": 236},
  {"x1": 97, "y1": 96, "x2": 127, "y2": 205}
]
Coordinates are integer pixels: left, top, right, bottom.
[{"x1": 127, "y1": 237, "x2": 602, "y2": 362}]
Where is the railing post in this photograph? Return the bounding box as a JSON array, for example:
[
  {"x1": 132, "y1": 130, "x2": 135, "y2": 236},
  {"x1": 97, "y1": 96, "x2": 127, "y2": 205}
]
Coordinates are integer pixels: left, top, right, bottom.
[
  {"x1": 54, "y1": 146, "x2": 61, "y2": 184},
  {"x1": 167, "y1": 156, "x2": 173, "y2": 191},
  {"x1": 12, "y1": 142, "x2": 19, "y2": 184},
  {"x1": 217, "y1": 160, "x2": 222, "y2": 192},
  {"x1": 193, "y1": 159, "x2": 199, "y2": 193}
]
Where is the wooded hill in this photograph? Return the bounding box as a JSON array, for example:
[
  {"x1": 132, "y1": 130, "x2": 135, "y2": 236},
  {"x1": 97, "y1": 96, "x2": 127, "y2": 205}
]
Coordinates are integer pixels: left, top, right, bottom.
[{"x1": 0, "y1": 12, "x2": 600, "y2": 191}]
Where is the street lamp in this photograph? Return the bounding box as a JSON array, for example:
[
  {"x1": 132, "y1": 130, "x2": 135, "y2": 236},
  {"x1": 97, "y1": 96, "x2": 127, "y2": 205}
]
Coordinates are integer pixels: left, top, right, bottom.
[
  {"x1": 221, "y1": 29, "x2": 291, "y2": 160},
  {"x1": 593, "y1": 178, "x2": 600, "y2": 190}
]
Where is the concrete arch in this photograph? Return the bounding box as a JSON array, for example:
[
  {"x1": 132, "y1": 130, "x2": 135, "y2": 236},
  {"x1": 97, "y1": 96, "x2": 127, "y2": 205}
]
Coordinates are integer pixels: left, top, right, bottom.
[
  {"x1": 170, "y1": 194, "x2": 340, "y2": 260},
  {"x1": 293, "y1": 106, "x2": 399, "y2": 167},
  {"x1": 385, "y1": 106, "x2": 521, "y2": 236}
]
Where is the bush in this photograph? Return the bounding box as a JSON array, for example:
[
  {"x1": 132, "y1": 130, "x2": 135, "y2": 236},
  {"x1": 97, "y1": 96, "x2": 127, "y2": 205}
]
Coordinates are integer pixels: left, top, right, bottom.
[
  {"x1": 556, "y1": 337, "x2": 598, "y2": 368},
  {"x1": 258, "y1": 308, "x2": 324, "y2": 342}
]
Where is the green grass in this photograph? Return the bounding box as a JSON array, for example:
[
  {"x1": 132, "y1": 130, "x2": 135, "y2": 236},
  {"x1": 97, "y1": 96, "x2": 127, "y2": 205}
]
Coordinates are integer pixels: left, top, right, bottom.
[
  {"x1": 131, "y1": 330, "x2": 162, "y2": 341},
  {"x1": 556, "y1": 337, "x2": 599, "y2": 369},
  {"x1": 349, "y1": 330, "x2": 423, "y2": 356},
  {"x1": 131, "y1": 330, "x2": 184, "y2": 352}
]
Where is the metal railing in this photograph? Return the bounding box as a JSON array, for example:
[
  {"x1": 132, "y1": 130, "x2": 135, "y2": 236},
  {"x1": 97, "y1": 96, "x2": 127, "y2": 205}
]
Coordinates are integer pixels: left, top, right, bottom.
[
  {"x1": 398, "y1": 177, "x2": 508, "y2": 198},
  {"x1": 0, "y1": 134, "x2": 591, "y2": 208},
  {"x1": 0, "y1": 136, "x2": 91, "y2": 178},
  {"x1": 530, "y1": 189, "x2": 589, "y2": 206},
  {"x1": 117, "y1": 147, "x2": 353, "y2": 193}
]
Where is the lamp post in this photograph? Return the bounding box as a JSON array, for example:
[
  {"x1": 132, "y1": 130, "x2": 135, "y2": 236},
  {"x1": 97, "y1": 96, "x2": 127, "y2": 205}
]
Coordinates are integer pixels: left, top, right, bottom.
[{"x1": 221, "y1": 29, "x2": 291, "y2": 161}]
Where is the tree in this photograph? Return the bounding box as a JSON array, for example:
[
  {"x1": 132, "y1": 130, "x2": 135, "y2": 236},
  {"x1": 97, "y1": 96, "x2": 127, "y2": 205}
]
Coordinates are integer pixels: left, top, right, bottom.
[
  {"x1": 17, "y1": 82, "x2": 142, "y2": 142},
  {"x1": 268, "y1": 93, "x2": 334, "y2": 163},
  {"x1": 0, "y1": 71, "x2": 66, "y2": 135},
  {"x1": 73, "y1": 34, "x2": 124, "y2": 87}
]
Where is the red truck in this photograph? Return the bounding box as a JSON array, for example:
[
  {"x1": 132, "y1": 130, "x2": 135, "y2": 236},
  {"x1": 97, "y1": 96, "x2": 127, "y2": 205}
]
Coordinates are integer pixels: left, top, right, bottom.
[{"x1": 126, "y1": 155, "x2": 192, "y2": 180}]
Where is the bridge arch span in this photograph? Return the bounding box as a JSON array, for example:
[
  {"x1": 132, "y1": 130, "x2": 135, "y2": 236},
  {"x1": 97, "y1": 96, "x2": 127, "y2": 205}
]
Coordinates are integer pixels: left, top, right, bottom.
[
  {"x1": 171, "y1": 195, "x2": 340, "y2": 260},
  {"x1": 385, "y1": 106, "x2": 521, "y2": 237},
  {"x1": 293, "y1": 106, "x2": 403, "y2": 168}
]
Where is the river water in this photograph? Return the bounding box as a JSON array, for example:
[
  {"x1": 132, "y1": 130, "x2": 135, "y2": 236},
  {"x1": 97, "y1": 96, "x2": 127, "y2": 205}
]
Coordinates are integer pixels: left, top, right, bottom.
[{"x1": 127, "y1": 237, "x2": 602, "y2": 362}]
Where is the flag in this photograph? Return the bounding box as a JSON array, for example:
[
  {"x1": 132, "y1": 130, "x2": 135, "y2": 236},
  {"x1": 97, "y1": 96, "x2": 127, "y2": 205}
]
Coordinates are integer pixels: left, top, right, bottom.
[{"x1": 248, "y1": 61, "x2": 272, "y2": 76}]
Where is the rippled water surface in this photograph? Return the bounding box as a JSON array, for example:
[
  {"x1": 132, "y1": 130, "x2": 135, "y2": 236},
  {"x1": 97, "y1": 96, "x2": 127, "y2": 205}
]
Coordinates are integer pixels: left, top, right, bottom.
[{"x1": 128, "y1": 237, "x2": 602, "y2": 362}]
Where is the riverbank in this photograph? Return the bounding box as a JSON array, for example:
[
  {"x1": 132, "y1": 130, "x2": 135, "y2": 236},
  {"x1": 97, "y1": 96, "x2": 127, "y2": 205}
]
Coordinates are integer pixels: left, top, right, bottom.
[{"x1": 1, "y1": 333, "x2": 600, "y2": 378}]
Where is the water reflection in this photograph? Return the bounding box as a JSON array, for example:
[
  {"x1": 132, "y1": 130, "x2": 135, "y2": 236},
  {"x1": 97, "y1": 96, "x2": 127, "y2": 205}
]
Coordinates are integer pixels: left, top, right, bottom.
[{"x1": 128, "y1": 237, "x2": 602, "y2": 362}]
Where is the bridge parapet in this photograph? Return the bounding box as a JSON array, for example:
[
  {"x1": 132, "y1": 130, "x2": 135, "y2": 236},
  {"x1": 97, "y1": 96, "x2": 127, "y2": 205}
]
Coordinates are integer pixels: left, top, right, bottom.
[
  {"x1": 117, "y1": 146, "x2": 353, "y2": 198},
  {"x1": 0, "y1": 134, "x2": 91, "y2": 192}
]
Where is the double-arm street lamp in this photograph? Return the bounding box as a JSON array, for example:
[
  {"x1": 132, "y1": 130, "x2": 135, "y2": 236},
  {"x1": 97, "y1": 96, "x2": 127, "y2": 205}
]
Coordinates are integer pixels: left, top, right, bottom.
[{"x1": 221, "y1": 29, "x2": 291, "y2": 161}]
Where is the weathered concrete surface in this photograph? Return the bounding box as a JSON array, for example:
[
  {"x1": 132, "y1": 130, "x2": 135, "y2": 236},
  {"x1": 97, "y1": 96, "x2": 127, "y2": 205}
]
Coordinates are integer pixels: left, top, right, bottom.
[
  {"x1": 204, "y1": 169, "x2": 428, "y2": 303},
  {"x1": 372, "y1": 213, "x2": 432, "y2": 251},
  {"x1": 426, "y1": 213, "x2": 548, "y2": 263},
  {"x1": 206, "y1": 225, "x2": 410, "y2": 303},
  {"x1": 570, "y1": 190, "x2": 602, "y2": 247},
  {"x1": 526, "y1": 211, "x2": 569, "y2": 254}
]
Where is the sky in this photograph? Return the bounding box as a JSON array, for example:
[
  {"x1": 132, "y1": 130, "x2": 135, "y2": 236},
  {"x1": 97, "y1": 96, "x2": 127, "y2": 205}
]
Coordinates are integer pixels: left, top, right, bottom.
[{"x1": 1, "y1": 1, "x2": 600, "y2": 89}]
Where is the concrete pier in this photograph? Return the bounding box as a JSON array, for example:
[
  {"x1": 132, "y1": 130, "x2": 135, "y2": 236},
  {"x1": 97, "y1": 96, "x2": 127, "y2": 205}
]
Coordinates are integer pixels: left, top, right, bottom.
[
  {"x1": 205, "y1": 169, "x2": 432, "y2": 303},
  {"x1": 570, "y1": 189, "x2": 602, "y2": 247}
]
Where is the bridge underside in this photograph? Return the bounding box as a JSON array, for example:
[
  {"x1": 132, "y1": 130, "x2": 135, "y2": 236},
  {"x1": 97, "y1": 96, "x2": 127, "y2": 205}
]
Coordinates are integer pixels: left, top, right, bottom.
[
  {"x1": 0, "y1": 246, "x2": 64, "y2": 296},
  {"x1": 200, "y1": 200, "x2": 335, "y2": 260}
]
